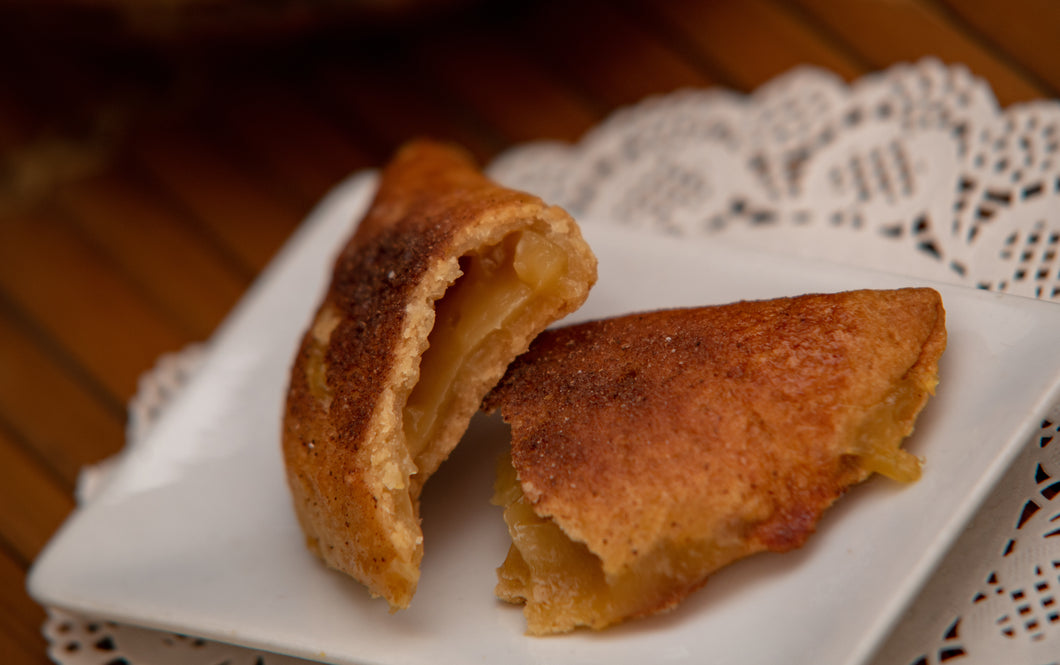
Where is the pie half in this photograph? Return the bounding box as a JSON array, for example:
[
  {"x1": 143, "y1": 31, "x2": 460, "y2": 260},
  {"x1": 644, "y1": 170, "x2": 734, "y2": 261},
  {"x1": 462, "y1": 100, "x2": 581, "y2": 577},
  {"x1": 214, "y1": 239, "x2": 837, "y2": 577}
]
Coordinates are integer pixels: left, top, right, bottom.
[
  {"x1": 282, "y1": 139, "x2": 597, "y2": 610},
  {"x1": 483, "y1": 288, "x2": 946, "y2": 634}
]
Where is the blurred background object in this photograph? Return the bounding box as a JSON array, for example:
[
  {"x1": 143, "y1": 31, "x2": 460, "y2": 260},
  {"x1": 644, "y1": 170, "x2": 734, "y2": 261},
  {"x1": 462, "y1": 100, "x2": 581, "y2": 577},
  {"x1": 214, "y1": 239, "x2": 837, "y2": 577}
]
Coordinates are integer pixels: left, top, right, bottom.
[{"x1": 0, "y1": 0, "x2": 478, "y2": 40}]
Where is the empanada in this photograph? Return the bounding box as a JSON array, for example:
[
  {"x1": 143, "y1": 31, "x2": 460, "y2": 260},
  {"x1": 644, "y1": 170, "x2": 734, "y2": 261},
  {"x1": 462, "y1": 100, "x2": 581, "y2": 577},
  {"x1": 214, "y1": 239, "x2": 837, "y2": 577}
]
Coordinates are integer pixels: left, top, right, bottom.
[
  {"x1": 484, "y1": 288, "x2": 946, "y2": 634},
  {"x1": 282, "y1": 140, "x2": 597, "y2": 610}
]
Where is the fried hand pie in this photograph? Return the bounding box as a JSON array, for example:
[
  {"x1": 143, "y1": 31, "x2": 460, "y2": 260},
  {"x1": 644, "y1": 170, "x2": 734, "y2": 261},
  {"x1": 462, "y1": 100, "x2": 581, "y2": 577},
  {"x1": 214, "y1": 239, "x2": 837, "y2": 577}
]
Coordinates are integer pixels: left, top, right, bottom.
[
  {"x1": 484, "y1": 288, "x2": 946, "y2": 634},
  {"x1": 282, "y1": 140, "x2": 597, "y2": 610}
]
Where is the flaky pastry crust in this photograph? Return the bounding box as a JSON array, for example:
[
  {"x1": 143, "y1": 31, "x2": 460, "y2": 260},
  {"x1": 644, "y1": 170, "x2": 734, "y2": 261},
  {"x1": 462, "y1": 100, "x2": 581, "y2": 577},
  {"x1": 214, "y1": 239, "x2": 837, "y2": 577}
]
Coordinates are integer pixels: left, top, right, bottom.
[
  {"x1": 485, "y1": 288, "x2": 946, "y2": 633},
  {"x1": 282, "y1": 140, "x2": 596, "y2": 610}
]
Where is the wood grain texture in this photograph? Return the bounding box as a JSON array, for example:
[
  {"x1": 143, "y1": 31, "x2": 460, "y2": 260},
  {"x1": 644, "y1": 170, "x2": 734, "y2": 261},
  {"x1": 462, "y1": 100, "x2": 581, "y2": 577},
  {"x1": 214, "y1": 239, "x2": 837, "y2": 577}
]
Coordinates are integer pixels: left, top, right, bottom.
[
  {"x1": 0, "y1": 208, "x2": 190, "y2": 402},
  {"x1": 934, "y1": 0, "x2": 1060, "y2": 96},
  {"x1": 57, "y1": 167, "x2": 251, "y2": 340},
  {"x1": 789, "y1": 0, "x2": 1048, "y2": 105},
  {"x1": 311, "y1": 52, "x2": 508, "y2": 162},
  {"x1": 1, "y1": 544, "x2": 51, "y2": 665},
  {"x1": 129, "y1": 126, "x2": 309, "y2": 274},
  {"x1": 216, "y1": 83, "x2": 378, "y2": 205},
  {"x1": 407, "y1": 18, "x2": 602, "y2": 143},
  {"x1": 0, "y1": 313, "x2": 124, "y2": 486},
  {"x1": 0, "y1": 429, "x2": 74, "y2": 562},
  {"x1": 516, "y1": 0, "x2": 718, "y2": 108},
  {"x1": 635, "y1": 0, "x2": 865, "y2": 91}
]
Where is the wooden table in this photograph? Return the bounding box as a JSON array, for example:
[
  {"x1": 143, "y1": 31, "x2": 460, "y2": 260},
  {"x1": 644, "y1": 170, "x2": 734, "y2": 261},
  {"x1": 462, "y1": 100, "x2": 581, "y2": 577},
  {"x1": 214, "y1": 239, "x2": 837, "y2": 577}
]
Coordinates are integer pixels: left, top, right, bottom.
[{"x1": 2, "y1": 1, "x2": 1057, "y2": 662}]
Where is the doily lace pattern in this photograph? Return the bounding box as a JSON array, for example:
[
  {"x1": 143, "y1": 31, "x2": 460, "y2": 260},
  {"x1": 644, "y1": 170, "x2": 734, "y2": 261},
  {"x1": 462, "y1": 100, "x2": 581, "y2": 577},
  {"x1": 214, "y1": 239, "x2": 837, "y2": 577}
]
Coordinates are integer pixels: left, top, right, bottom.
[
  {"x1": 43, "y1": 59, "x2": 1060, "y2": 665},
  {"x1": 491, "y1": 58, "x2": 1060, "y2": 300},
  {"x1": 870, "y1": 404, "x2": 1060, "y2": 665}
]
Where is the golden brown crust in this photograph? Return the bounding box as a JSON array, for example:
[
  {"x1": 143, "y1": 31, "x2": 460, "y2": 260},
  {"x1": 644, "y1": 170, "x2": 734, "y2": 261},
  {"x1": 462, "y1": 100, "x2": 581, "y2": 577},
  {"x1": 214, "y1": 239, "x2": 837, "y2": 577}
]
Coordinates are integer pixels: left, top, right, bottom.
[
  {"x1": 282, "y1": 139, "x2": 596, "y2": 610},
  {"x1": 484, "y1": 288, "x2": 946, "y2": 631}
]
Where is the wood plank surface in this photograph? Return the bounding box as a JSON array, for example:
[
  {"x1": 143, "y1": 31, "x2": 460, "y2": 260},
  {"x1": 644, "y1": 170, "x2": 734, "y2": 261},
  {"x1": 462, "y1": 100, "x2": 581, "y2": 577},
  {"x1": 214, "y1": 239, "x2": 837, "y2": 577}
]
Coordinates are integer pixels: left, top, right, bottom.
[
  {"x1": 0, "y1": 312, "x2": 124, "y2": 487},
  {"x1": 407, "y1": 14, "x2": 603, "y2": 143},
  {"x1": 0, "y1": 207, "x2": 190, "y2": 403},
  {"x1": 934, "y1": 0, "x2": 1060, "y2": 96},
  {"x1": 129, "y1": 126, "x2": 308, "y2": 274},
  {"x1": 790, "y1": 0, "x2": 1050, "y2": 105},
  {"x1": 57, "y1": 167, "x2": 251, "y2": 340},
  {"x1": 634, "y1": 0, "x2": 866, "y2": 90},
  {"x1": 0, "y1": 0, "x2": 1056, "y2": 663},
  {"x1": 516, "y1": 0, "x2": 718, "y2": 108},
  {"x1": 0, "y1": 429, "x2": 74, "y2": 562},
  {"x1": 1, "y1": 546, "x2": 51, "y2": 665}
]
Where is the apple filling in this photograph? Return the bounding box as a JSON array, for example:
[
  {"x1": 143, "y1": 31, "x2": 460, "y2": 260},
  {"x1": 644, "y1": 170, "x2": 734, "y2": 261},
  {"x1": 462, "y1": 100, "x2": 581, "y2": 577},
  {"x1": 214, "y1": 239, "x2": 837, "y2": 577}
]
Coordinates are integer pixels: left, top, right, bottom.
[
  {"x1": 492, "y1": 456, "x2": 749, "y2": 634},
  {"x1": 491, "y1": 374, "x2": 934, "y2": 634},
  {"x1": 404, "y1": 229, "x2": 570, "y2": 462},
  {"x1": 847, "y1": 370, "x2": 937, "y2": 483}
]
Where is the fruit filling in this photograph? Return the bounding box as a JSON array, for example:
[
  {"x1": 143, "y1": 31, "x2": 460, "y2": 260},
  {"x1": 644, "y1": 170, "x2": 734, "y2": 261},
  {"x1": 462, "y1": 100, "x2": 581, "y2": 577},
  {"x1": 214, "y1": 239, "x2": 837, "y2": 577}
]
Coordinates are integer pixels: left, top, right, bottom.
[{"x1": 404, "y1": 229, "x2": 569, "y2": 460}]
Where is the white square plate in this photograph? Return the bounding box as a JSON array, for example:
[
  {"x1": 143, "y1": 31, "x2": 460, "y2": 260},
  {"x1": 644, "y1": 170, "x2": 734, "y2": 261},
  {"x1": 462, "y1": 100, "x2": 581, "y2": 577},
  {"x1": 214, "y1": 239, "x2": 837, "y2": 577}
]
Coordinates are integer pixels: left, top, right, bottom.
[{"x1": 29, "y1": 172, "x2": 1060, "y2": 665}]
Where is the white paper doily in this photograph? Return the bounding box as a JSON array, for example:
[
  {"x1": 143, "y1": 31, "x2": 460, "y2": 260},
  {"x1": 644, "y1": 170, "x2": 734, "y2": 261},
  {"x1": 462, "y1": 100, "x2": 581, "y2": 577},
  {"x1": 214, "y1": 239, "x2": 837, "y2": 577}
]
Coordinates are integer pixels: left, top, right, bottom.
[{"x1": 42, "y1": 59, "x2": 1060, "y2": 665}]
